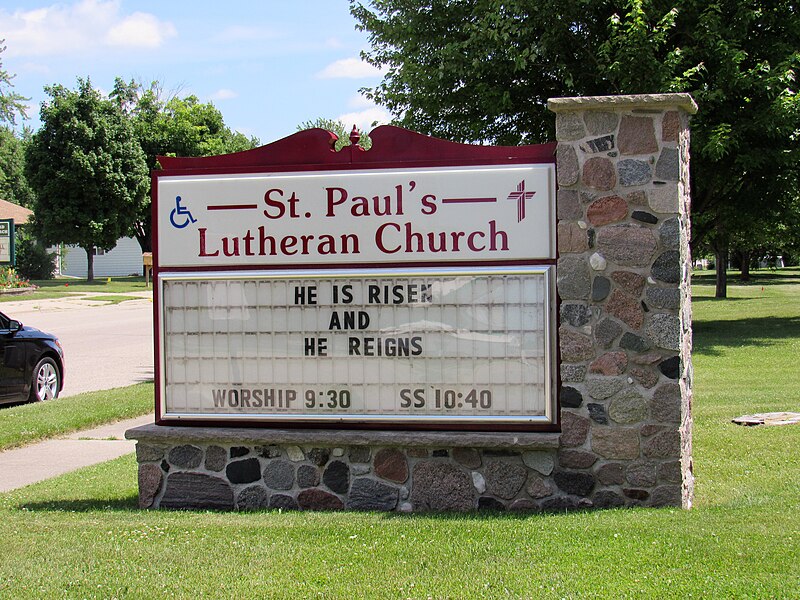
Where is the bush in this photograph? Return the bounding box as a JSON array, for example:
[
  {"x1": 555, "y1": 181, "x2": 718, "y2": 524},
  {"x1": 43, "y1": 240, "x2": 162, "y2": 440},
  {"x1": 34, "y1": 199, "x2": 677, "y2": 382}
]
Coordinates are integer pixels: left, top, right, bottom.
[{"x1": 15, "y1": 234, "x2": 56, "y2": 280}]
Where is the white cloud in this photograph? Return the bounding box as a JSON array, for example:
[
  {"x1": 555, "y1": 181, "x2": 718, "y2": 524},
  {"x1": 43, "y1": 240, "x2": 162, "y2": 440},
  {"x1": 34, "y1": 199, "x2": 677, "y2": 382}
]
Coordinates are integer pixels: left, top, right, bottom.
[
  {"x1": 0, "y1": 0, "x2": 176, "y2": 57},
  {"x1": 337, "y1": 106, "x2": 392, "y2": 133},
  {"x1": 210, "y1": 88, "x2": 238, "y2": 101},
  {"x1": 317, "y1": 57, "x2": 383, "y2": 79}
]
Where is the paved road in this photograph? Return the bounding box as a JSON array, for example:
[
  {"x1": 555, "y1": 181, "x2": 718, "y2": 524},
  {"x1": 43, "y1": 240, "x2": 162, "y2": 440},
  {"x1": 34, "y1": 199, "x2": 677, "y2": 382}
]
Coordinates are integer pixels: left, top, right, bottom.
[{"x1": 1, "y1": 293, "x2": 154, "y2": 397}]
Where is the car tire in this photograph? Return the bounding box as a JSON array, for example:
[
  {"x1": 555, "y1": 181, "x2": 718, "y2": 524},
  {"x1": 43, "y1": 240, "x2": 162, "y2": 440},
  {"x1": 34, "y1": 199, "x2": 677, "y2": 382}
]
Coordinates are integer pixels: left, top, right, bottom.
[{"x1": 30, "y1": 357, "x2": 60, "y2": 402}]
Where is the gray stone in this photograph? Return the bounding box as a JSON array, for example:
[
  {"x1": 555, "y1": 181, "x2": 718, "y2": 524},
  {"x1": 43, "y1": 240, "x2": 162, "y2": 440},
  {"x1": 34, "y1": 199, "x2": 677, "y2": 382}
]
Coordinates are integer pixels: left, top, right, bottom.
[
  {"x1": 484, "y1": 461, "x2": 527, "y2": 499},
  {"x1": 526, "y1": 474, "x2": 554, "y2": 498},
  {"x1": 323, "y1": 461, "x2": 350, "y2": 494},
  {"x1": 631, "y1": 210, "x2": 658, "y2": 224},
  {"x1": 352, "y1": 464, "x2": 371, "y2": 476},
  {"x1": 136, "y1": 443, "x2": 164, "y2": 463},
  {"x1": 349, "y1": 446, "x2": 371, "y2": 463},
  {"x1": 138, "y1": 463, "x2": 163, "y2": 509},
  {"x1": 204, "y1": 445, "x2": 228, "y2": 472},
  {"x1": 659, "y1": 217, "x2": 680, "y2": 250},
  {"x1": 595, "y1": 318, "x2": 623, "y2": 349},
  {"x1": 658, "y1": 461, "x2": 683, "y2": 484},
  {"x1": 588, "y1": 403, "x2": 608, "y2": 424},
  {"x1": 557, "y1": 256, "x2": 592, "y2": 300},
  {"x1": 592, "y1": 427, "x2": 640, "y2": 459},
  {"x1": 557, "y1": 189, "x2": 582, "y2": 220},
  {"x1": 592, "y1": 276, "x2": 612, "y2": 301},
  {"x1": 586, "y1": 377, "x2": 625, "y2": 400},
  {"x1": 655, "y1": 148, "x2": 679, "y2": 181},
  {"x1": 626, "y1": 462, "x2": 657, "y2": 487},
  {"x1": 374, "y1": 448, "x2": 409, "y2": 483},
  {"x1": 263, "y1": 460, "x2": 295, "y2": 490},
  {"x1": 161, "y1": 473, "x2": 233, "y2": 510},
  {"x1": 595, "y1": 462, "x2": 625, "y2": 485},
  {"x1": 580, "y1": 135, "x2": 615, "y2": 153},
  {"x1": 509, "y1": 498, "x2": 539, "y2": 511},
  {"x1": 651, "y1": 383, "x2": 682, "y2": 422},
  {"x1": 623, "y1": 488, "x2": 650, "y2": 502},
  {"x1": 297, "y1": 464, "x2": 320, "y2": 488},
  {"x1": 560, "y1": 411, "x2": 591, "y2": 447},
  {"x1": 410, "y1": 462, "x2": 475, "y2": 511},
  {"x1": 620, "y1": 332, "x2": 651, "y2": 353},
  {"x1": 561, "y1": 303, "x2": 592, "y2": 327},
  {"x1": 618, "y1": 159, "x2": 652, "y2": 186},
  {"x1": 649, "y1": 186, "x2": 679, "y2": 213},
  {"x1": 559, "y1": 450, "x2": 598, "y2": 469},
  {"x1": 347, "y1": 478, "x2": 399, "y2": 511},
  {"x1": 557, "y1": 144, "x2": 580, "y2": 187},
  {"x1": 227, "y1": 458, "x2": 262, "y2": 485},
  {"x1": 590, "y1": 252, "x2": 607, "y2": 271},
  {"x1": 646, "y1": 314, "x2": 681, "y2": 351},
  {"x1": 230, "y1": 446, "x2": 249, "y2": 458},
  {"x1": 453, "y1": 448, "x2": 482, "y2": 469},
  {"x1": 256, "y1": 445, "x2": 281, "y2": 458},
  {"x1": 593, "y1": 490, "x2": 626, "y2": 508},
  {"x1": 297, "y1": 489, "x2": 343, "y2": 511},
  {"x1": 306, "y1": 448, "x2": 330, "y2": 467},
  {"x1": 286, "y1": 446, "x2": 305, "y2": 462},
  {"x1": 609, "y1": 389, "x2": 649, "y2": 424},
  {"x1": 559, "y1": 327, "x2": 595, "y2": 363},
  {"x1": 650, "y1": 485, "x2": 682, "y2": 507},
  {"x1": 269, "y1": 494, "x2": 299, "y2": 510},
  {"x1": 652, "y1": 251, "x2": 680, "y2": 284},
  {"x1": 659, "y1": 356, "x2": 681, "y2": 379},
  {"x1": 556, "y1": 112, "x2": 587, "y2": 141},
  {"x1": 168, "y1": 444, "x2": 203, "y2": 469},
  {"x1": 596, "y1": 225, "x2": 658, "y2": 267},
  {"x1": 236, "y1": 485, "x2": 270, "y2": 511},
  {"x1": 522, "y1": 451, "x2": 555, "y2": 475},
  {"x1": 561, "y1": 364, "x2": 587, "y2": 383},
  {"x1": 584, "y1": 111, "x2": 619, "y2": 135},
  {"x1": 643, "y1": 431, "x2": 681, "y2": 459},
  {"x1": 646, "y1": 287, "x2": 681, "y2": 310},
  {"x1": 560, "y1": 386, "x2": 583, "y2": 408},
  {"x1": 472, "y1": 471, "x2": 486, "y2": 493},
  {"x1": 554, "y1": 471, "x2": 596, "y2": 496}
]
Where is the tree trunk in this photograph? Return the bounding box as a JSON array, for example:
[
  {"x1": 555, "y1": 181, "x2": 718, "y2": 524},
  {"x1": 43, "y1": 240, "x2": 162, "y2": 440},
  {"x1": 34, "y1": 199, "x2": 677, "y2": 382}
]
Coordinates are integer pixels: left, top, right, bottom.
[
  {"x1": 84, "y1": 246, "x2": 94, "y2": 282},
  {"x1": 714, "y1": 246, "x2": 728, "y2": 298},
  {"x1": 739, "y1": 250, "x2": 751, "y2": 282}
]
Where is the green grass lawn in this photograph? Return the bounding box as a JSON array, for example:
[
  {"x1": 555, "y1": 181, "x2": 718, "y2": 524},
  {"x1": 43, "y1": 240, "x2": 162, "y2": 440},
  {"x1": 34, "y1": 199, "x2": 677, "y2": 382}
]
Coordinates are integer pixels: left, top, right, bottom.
[
  {"x1": 0, "y1": 269, "x2": 797, "y2": 598},
  {"x1": 0, "y1": 276, "x2": 151, "y2": 303}
]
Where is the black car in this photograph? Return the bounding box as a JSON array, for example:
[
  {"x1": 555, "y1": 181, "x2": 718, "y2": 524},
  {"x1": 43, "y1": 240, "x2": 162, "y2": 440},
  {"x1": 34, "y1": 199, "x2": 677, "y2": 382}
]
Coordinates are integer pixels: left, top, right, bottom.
[{"x1": 0, "y1": 311, "x2": 64, "y2": 404}]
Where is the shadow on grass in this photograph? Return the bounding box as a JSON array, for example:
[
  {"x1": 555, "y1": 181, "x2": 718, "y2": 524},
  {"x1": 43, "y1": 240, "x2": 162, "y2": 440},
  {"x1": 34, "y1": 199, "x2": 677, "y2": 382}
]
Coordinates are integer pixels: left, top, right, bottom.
[
  {"x1": 693, "y1": 268, "x2": 800, "y2": 287},
  {"x1": 694, "y1": 315, "x2": 800, "y2": 356},
  {"x1": 17, "y1": 494, "x2": 140, "y2": 512}
]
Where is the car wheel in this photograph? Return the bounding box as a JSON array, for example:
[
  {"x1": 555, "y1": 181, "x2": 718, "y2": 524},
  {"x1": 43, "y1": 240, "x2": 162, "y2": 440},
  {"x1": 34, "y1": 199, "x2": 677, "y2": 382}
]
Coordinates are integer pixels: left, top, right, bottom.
[{"x1": 30, "y1": 357, "x2": 60, "y2": 402}]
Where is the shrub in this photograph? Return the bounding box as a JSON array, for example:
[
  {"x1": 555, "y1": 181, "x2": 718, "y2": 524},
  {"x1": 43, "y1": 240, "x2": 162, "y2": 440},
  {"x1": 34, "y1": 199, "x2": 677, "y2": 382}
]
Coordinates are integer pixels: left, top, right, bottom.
[{"x1": 15, "y1": 234, "x2": 56, "y2": 280}]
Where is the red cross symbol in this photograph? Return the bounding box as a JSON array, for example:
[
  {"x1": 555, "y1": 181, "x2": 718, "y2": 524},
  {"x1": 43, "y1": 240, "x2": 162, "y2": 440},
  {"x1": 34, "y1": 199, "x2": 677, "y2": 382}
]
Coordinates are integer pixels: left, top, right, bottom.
[{"x1": 507, "y1": 180, "x2": 536, "y2": 222}]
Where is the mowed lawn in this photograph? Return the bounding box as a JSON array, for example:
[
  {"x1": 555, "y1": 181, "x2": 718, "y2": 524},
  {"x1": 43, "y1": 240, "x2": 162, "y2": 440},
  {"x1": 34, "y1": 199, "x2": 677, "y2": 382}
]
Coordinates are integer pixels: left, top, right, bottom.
[{"x1": 0, "y1": 270, "x2": 798, "y2": 599}]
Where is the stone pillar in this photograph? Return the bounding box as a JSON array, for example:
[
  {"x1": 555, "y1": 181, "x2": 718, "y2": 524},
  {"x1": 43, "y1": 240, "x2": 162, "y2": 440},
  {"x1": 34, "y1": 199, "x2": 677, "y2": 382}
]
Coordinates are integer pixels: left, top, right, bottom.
[{"x1": 548, "y1": 94, "x2": 697, "y2": 508}]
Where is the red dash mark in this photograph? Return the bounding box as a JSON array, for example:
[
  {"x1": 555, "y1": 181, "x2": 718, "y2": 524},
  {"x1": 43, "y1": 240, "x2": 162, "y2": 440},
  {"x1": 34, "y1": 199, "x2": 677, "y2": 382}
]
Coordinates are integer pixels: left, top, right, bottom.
[
  {"x1": 207, "y1": 204, "x2": 259, "y2": 211},
  {"x1": 442, "y1": 197, "x2": 497, "y2": 204}
]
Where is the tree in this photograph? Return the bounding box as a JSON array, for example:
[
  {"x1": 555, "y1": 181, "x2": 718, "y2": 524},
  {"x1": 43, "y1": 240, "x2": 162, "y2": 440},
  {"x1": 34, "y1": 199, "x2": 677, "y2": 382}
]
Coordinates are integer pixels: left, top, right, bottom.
[
  {"x1": 0, "y1": 126, "x2": 35, "y2": 207},
  {"x1": 111, "y1": 79, "x2": 260, "y2": 253},
  {"x1": 297, "y1": 117, "x2": 373, "y2": 150},
  {"x1": 352, "y1": 0, "x2": 800, "y2": 297},
  {"x1": 0, "y1": 40, "x2": 28, "y2": 126},
  {"x1": 25, "y1": 78, "x2": 148, "y2": 281}
]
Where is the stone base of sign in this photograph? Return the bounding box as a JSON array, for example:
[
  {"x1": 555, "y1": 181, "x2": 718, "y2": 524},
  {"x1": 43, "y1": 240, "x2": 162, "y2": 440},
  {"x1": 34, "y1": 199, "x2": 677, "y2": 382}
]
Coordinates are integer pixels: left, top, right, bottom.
[{"x1": 127, "y1": 424, "x2": 676, "y2": 511}]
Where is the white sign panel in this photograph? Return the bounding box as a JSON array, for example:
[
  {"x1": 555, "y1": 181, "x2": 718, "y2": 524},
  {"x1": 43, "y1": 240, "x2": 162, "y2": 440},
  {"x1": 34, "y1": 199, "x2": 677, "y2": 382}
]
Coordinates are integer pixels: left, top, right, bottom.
[
  {"x1": 156, "y1": 165, "x2": 555, "y2": 268},
  {"x1": 160, "y1": 267, "x2": 555, "y2": 424}
]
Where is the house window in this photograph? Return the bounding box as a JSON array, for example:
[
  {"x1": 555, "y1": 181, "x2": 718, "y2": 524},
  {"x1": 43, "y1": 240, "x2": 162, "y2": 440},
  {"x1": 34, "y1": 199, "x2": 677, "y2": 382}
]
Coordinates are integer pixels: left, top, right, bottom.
[{"x1": 92, "y1": 248, "x2": 106, "y2": 256}]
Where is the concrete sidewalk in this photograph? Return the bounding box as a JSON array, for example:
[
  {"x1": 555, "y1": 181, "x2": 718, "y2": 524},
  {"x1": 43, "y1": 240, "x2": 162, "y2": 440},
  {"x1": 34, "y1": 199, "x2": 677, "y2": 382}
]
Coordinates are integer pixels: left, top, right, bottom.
[{"x1": 0, "y1": 413, "x2": 153, "y2": 493}]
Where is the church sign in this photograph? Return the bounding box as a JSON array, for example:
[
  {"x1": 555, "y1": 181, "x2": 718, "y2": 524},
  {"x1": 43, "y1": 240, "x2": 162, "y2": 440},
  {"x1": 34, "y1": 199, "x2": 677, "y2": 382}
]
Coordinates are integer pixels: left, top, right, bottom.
[{"x1": 153, "y1": 127, "x2": 557, "y2": 429}]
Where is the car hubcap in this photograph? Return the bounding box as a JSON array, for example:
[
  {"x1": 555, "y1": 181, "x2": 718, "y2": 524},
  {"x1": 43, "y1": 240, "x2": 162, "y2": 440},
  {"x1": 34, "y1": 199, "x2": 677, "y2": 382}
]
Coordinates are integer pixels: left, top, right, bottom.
[{"x1": 37, "y1": 363, "x2": 58, "y2": 400}]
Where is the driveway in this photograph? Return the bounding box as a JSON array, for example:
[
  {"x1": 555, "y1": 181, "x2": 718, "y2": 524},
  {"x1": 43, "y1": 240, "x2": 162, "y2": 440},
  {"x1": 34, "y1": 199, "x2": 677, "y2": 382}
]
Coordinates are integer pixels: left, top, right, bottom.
[{"x1": 1, "y1": 292, "x2": 154, "y2": 397}]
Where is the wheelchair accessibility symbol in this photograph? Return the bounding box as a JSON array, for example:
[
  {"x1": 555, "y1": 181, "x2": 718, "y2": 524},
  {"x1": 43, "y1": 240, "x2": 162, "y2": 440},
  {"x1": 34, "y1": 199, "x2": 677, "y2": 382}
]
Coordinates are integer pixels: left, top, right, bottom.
[{"x1": 170, "y1": 196, "x2": 197, "y2": 229}]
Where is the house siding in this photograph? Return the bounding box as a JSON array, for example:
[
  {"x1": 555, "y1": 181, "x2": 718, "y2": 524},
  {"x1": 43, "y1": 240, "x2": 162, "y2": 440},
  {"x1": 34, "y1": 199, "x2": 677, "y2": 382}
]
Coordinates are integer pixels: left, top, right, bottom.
[{"x1": 61, "y1": 237, "x2": 144, "y2": 277}]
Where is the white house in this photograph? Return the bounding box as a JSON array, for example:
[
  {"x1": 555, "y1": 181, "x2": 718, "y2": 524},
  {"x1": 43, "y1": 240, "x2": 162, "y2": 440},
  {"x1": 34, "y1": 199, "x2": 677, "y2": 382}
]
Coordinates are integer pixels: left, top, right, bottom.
[{"x1": 59, "y1": 236, "x2": 144, "y2": 278}]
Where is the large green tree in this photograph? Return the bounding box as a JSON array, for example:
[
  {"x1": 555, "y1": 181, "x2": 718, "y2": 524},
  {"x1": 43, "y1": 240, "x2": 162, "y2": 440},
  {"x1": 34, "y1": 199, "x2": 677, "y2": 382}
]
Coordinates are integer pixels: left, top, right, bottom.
[
  {"x1": 111, "y1": 79, "x2": 259, "y2": 253},
  {"x1": 352, "y1": 0, "x2": 800, "y2": 297},
  {"x1": 0, "y1": 40, "x2": 28, "y2": 126},
  {"x1": 0, "y1": 127, "x2": 34, "y2": 207},
  {"x1": 25, "y1": 78, "x2": 148, "y2": 281}
]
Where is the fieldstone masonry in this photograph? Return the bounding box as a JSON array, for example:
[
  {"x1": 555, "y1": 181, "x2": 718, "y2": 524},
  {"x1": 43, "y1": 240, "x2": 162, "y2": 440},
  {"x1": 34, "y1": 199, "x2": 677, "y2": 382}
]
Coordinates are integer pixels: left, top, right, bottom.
[{"x1": 128, "y1": 94, "x2": 696, "y2": 512}]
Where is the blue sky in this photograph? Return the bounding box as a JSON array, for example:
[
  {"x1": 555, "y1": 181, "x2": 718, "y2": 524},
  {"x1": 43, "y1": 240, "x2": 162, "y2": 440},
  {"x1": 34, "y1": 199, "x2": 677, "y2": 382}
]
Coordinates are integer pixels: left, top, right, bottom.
[{"x1": 1, "y1": 0, "x2": 392, "y2": 143}]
